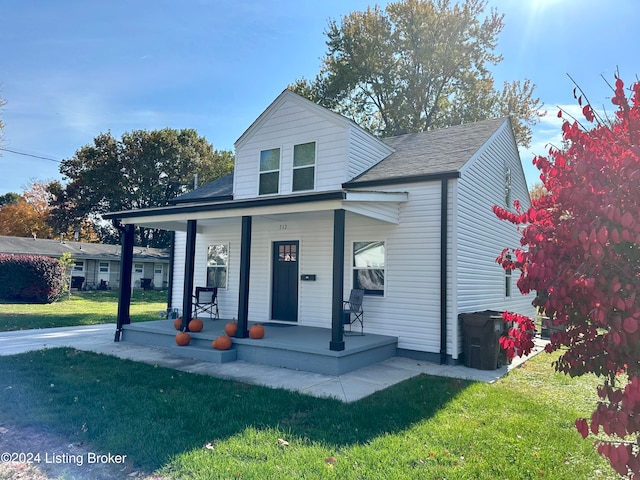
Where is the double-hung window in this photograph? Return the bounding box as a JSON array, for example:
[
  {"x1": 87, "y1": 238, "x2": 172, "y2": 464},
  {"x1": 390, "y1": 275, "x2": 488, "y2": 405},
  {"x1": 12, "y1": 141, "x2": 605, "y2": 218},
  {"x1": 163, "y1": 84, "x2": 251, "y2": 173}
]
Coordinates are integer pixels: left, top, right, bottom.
[
  {"x1": 353, "y1": 241, "x2": 385, "y2": 296},
  {"x1": 259, "y1": 148, "x2": 280, "y2": 195},
  {"x1": 207, "y1": 244, "x2": 229, "y2": 288},
  {"x1": 292, "y1": 142, "x2": 315, "y2": 191}
]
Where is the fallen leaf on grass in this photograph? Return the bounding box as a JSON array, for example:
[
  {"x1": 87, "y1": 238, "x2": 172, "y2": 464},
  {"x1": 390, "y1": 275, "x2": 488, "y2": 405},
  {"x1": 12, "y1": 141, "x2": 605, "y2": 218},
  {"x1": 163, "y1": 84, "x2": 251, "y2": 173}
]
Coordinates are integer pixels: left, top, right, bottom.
[
  {"x1": 325, "y1": 456, "x2": 337, "y2": 465},
  {"x1": 277, "y1": 438, "x2": 289, "y2": 446},
  {"x1": 204, "y1": 442, "x2": 215, "y2": 450}
]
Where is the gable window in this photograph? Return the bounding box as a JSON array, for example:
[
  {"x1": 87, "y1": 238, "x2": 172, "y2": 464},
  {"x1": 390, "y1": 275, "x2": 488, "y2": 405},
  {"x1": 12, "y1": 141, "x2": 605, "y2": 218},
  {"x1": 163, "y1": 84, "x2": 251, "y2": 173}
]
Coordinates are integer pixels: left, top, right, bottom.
[
  {"x1": 292, "y1": 142, "x2": 316, "y2": 191},
  {"x1": 207, "y1": 244, "x2": 229, "y2": 288},
  {"x1": 259, "y1": 148, "x2": 280, "y2": 195},
  {"x1": 353, "y1": 241, "x2": 385, "y2": 296}
]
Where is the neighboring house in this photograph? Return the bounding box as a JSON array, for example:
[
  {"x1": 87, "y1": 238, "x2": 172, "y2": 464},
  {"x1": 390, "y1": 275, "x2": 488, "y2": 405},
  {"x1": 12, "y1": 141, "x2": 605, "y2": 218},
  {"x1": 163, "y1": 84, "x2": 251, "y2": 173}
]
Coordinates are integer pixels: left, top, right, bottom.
[
  {"x1": 0, "y1": 235, "x2": 170, "y2": 290},
  {"x1": 105, "y1": 89, "x2": 534, "y2": 364}
]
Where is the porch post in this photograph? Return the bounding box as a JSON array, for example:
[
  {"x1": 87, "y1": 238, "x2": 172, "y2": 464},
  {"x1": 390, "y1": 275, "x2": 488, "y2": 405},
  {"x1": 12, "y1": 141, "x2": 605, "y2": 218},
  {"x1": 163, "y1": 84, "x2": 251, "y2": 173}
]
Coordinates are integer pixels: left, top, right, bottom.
[
  {"x1": 236, "y1": 215, "x2": 252, "y2": 338},
  {"x1": 181, "y1": 219, "x2": 197, "y2": 331},
  {"x1": 330, "y1": 208, "x2": 345, "y2": 351},
  {"x1": 115, "y1": 223, "x2": 134, "y2": 341}
]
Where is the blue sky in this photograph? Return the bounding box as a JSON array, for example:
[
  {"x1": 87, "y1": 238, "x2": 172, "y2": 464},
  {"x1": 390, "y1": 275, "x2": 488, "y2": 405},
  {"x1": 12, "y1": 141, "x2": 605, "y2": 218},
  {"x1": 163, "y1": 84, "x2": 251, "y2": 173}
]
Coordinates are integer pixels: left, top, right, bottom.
[{"x1": 0, "y1": 0, "x2": 637, "y2": 194}]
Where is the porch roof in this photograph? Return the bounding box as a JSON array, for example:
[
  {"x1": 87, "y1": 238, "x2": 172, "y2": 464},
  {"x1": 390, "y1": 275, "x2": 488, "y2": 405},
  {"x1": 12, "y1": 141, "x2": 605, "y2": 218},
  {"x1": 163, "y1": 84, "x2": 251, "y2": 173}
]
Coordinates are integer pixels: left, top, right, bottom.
[{"x1": 104, "y1": 189, "x2": 408, "y2": 231}]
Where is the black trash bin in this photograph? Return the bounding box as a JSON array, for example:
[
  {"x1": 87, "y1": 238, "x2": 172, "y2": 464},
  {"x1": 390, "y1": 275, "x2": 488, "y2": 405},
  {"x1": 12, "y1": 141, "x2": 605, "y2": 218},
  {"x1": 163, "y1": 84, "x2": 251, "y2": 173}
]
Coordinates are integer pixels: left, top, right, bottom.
[
  {"x1": 460, "y1": 310, "x2": 504, "y2": 370},
  {"x1": 140, "y1": 278, "x2": 153, "y2": 290}
]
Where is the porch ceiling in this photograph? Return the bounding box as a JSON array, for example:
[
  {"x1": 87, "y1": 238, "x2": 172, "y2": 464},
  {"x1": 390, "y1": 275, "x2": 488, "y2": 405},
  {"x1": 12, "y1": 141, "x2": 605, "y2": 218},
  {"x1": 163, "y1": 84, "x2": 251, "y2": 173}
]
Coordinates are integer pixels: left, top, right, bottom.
[{"x1": 109, "y1": 190, "x2": 408, "y2": 231}]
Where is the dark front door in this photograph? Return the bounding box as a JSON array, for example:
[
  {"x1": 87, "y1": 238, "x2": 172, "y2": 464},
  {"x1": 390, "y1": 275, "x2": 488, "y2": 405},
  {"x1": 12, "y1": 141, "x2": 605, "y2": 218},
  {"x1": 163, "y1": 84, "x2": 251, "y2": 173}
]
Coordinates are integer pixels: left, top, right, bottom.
[{"x1": 271, "y1": 241, "x2": 299, "y2": 322}]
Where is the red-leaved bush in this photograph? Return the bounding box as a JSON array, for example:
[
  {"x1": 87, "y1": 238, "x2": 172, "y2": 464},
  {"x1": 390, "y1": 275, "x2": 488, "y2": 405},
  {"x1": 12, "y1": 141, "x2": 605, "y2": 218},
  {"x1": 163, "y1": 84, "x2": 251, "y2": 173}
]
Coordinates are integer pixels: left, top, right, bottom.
[
  {"x1": 0, "y1": 254, "x2": 66, "y2": 303},
  {"x1": 494, "y1": 75, "x2": 640, "y2": 477}
]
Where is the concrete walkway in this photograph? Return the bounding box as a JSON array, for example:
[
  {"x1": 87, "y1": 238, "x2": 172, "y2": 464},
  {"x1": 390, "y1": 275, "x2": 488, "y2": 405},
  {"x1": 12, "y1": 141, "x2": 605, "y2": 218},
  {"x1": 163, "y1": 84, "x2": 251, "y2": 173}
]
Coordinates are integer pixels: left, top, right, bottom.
[{"x1": 0, "y1": 324, "x2": 548, "y2": 402}]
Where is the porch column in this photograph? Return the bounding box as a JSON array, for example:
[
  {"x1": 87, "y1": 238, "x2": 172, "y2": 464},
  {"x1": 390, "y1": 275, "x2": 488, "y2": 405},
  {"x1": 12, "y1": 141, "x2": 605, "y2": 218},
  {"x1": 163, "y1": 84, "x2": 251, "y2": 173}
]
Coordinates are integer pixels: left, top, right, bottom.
[
  {"x1": 236, "y1": 215, "x2": 252, "y2": 338},
  {"x1": 181, "y1": 219, "x2": 197, "y2": 331},
  {"x1": 330, "y1": 209, "x2": 346, "y2": 351},
  {"x1": 115, "y1": 223, "x2": 134, "y2": 341}
]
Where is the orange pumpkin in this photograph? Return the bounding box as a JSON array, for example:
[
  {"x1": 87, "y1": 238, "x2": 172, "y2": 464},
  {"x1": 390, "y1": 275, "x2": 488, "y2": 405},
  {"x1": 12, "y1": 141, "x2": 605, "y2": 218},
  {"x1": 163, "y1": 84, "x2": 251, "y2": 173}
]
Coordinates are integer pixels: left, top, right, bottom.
[
  {"x1": 173, "y1": 317, "x2": 182, "y2": 330},
  {"x1": 175, "y1": 332, "x2": 191, "y2": 346},
  {"x1": 225, "y1": 321, "x2": 238, "y2": 336},
  {"x1": 249, "y1": 324, "x2": 265, "y2": 339},
  {"x1": 213, "y1": 335, "x2": 232, "y2": 350},
  {"x1": 188, "y1": 319, "x2": 204, "y2": 332}
]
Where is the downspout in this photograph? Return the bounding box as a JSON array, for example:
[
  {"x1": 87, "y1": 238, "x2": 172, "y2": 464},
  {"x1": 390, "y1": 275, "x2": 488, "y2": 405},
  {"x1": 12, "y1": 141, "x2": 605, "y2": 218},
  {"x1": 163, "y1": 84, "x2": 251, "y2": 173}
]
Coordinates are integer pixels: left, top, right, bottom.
[{"x1": 440, "y1": 179, "x2": 449, "y2": 364}]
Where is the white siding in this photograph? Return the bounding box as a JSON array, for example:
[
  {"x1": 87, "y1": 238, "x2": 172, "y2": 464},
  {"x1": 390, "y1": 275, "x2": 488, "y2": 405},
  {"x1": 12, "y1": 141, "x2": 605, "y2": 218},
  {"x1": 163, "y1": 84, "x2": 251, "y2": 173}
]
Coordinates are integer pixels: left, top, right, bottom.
[
  {"x1": 234, "y1": 98, "x2": 349, "y2": 199},
  {"x1": 171, "y1": 231, "x2": 186, "y2": 313},
  {"x1": 345, "y1": 183, "x2": 442, "y2": 353},
  {"x1": 347, "y1": 125, "x2": 394, "y2": 180},
  {"x1": 454, "y1": 121, "x2": 536, "y2": 356}
]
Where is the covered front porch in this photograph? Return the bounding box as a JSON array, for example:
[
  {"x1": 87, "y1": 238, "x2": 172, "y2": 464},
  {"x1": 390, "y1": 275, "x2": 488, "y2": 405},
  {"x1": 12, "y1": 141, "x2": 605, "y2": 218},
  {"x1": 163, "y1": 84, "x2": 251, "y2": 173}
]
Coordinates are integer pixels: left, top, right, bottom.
[
  {"x1": 120, "y1": 319, "x2": 398, "y2": 375},
  {"x1": 106, "y1": 189, "x2": 410, "y2": 360}
]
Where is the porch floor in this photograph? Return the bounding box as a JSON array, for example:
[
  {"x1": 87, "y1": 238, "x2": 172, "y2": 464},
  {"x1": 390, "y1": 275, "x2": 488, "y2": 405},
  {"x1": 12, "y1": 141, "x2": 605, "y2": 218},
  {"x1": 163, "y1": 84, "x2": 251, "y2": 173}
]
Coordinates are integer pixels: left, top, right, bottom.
[{"x1": 121, "y1": 319, "x2": 398, "y2": 376}]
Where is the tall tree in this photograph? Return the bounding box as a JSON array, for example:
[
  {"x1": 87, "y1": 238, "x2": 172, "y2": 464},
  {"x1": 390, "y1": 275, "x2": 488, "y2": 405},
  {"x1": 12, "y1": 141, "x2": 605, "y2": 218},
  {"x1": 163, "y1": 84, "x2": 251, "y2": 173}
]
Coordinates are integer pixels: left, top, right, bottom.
[
  {"x1": 290, "y1": 0, "x2": 543, "y2": 147},
  {"x1": 50, "y1": 128, "x2": 234, "y2": 247}
]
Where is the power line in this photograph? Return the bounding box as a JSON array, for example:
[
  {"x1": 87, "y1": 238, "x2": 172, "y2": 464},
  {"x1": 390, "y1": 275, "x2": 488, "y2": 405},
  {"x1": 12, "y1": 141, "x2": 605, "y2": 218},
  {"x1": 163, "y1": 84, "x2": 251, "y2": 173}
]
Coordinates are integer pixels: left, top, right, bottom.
[{"x1": 0, "y1": 147, "x2": 62, "y2": 163}]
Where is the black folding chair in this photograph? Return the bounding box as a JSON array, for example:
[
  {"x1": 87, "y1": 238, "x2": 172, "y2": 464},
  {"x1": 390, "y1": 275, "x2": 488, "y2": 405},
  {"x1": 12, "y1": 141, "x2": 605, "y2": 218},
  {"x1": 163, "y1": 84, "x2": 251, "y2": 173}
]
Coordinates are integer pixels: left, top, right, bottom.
[
  {"x1": 343, "y1": 289, "x2": 364, "y2": 335},
  {"x1": 193, "y1": 287, "x2": 219, "y2": 320}
]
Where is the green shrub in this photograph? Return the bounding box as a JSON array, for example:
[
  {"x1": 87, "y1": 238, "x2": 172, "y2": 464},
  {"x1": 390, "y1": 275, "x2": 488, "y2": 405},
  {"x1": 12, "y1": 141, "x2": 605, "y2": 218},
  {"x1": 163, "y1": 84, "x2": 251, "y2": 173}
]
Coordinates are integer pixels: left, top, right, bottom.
[{"x1": 0, "y1": 254, "x2": 66, "y2": 303}]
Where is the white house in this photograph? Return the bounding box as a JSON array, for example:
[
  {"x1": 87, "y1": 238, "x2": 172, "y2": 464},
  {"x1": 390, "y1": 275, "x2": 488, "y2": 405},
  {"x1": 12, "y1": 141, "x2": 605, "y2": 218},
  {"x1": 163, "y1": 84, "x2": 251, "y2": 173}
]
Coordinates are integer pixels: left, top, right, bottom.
[{"x1": 105, "y1": 89, "x2": 534, "y2": 365}]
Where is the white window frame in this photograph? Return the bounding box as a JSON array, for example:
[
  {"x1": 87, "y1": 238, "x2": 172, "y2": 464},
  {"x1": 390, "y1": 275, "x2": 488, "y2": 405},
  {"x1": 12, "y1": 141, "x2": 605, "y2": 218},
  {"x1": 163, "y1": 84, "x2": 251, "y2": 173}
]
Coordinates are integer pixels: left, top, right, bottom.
[
  {"x1": 206, "y1": 244, "x2": 229, "y2": 289},
  {"x1": 99, "y1": 261, "x2": 109, "y2": 274},
  {"x1": 259, "y1": 147, "x2": 281, "y2": 195},
  {"x1": 73, "y1": 261, "x2": 85, "y2": 273},
  {"x1": 352, "y1": 240, "x2": 386, "y2": 296},
  {"x1": 292, "y1": 141, "x2": 316, "y2": 192},
  {"x1": 134, "y1": 263, "x2": 144, "y2": 274}
]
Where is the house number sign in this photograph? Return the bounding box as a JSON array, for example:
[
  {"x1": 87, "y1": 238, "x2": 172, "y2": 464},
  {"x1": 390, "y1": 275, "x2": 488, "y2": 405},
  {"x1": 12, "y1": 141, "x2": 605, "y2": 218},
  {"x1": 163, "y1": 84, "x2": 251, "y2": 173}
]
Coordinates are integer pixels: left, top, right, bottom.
[{"x1": 279, "y1": 224, "x2": 288, "y2": 230}]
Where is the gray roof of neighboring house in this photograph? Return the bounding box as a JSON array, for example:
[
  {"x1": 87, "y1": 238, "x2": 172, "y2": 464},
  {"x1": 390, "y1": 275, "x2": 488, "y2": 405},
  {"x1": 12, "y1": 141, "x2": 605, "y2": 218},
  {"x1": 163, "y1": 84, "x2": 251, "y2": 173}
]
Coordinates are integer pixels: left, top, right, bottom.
[
  {"x1": 0, "y1": 235, "x2": 170, "y2": 262},
  {"x1": 169, "y1": 116, "x2": 509, "y2": 204}
]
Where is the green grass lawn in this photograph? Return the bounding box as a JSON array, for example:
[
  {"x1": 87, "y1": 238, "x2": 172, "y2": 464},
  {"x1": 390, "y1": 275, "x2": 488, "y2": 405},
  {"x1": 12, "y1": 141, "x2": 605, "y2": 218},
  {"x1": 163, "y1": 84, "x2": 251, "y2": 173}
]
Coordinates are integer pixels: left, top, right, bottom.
[
  {"x1": 0, "y1": 289, "x2": 168, "y2": 331},
  {"x1": 0, "y1": 347, "x2": 616, "y2": 479}
]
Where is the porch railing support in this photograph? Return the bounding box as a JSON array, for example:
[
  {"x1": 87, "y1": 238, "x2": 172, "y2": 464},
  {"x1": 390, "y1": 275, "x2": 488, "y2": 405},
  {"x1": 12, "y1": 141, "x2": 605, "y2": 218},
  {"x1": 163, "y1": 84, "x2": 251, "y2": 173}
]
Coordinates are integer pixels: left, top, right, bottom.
[
  {"x1": 181, "y1": 219, "x2": 197, "y2": 331},
  {"x1": 236, "y1": 215, "x2": 252, "y2": 338},
  {"x1": 330, "y1": 209, "x2": 345, "y2": 351}
]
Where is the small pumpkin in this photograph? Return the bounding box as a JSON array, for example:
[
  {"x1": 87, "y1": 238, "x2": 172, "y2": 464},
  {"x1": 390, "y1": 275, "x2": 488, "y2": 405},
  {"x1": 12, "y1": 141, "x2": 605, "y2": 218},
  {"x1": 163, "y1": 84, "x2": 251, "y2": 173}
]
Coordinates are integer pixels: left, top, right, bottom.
[
  {"x1": 249, "y1": 324, "x2": 265, "y2": 339},
  {"x1": 175, "y1": 331, "x2": 191, "y2": 346},
  {"x1": 213, "y1": 335, "x2": 232, "y2": 350},
  {"x1": 211, "y1": 338, "x2": 218, "y2": 349},
  {"x1": 188, "y1": 318, "x2": 204, "y2": 332},
  {"x1": 225, "y1": 321, "x2": 238, "y2": 336},
  {"x1": 173, "y1": 317, "x2": 182, "y2": 330}
]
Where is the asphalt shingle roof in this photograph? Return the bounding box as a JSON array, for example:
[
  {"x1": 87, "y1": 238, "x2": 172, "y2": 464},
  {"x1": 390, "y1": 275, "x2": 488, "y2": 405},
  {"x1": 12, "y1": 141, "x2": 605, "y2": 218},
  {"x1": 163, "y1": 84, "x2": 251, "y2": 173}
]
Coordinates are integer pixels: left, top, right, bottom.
[{"x1": 347, "y1": 117, "x2": 507, "y2": 185}]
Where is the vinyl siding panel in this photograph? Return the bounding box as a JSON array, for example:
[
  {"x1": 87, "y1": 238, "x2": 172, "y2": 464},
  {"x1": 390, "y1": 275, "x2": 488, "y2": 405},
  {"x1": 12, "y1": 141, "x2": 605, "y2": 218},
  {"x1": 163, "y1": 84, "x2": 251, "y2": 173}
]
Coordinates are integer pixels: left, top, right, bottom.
[
  {"x1": 454, "y1": 121, "x2": 536, "y2": 356},
  {"x1": 345, "y1": 183, "x2": 442, "y2": 353},
  {"x1": 347, "y1": 125, "x2": 394, "y2": 180},
  {"x1": 234, "y1": 98, "x2": 349, "y2": 199}
]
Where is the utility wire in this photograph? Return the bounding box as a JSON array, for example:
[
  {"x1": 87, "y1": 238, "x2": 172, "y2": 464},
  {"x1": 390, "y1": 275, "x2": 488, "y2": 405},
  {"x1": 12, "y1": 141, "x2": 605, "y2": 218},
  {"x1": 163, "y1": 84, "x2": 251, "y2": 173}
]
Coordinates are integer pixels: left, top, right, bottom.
[{"x1": 0, "y1": 147, "x2": 62, "y2": 163}]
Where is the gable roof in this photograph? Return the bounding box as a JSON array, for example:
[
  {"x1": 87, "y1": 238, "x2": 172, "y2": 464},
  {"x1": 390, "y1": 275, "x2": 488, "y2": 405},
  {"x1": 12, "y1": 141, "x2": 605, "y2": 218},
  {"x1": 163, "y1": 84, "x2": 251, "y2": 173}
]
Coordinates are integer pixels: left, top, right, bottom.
[
  {"x1": 344, "y1": 117, "x2": 508, "y2": 187},
  {"x1": 0, "y1": 235, "x2": 169, "y2": 261},
  {"x1": 235, "y1": 89, "x2": 391, "y2": 154}
]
